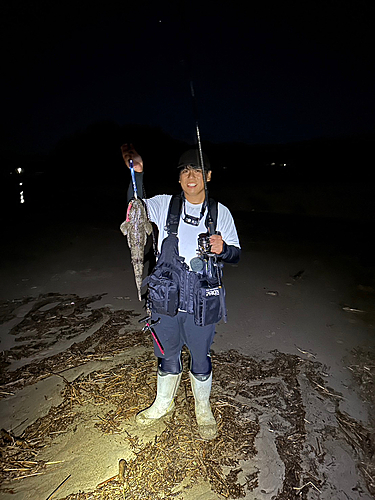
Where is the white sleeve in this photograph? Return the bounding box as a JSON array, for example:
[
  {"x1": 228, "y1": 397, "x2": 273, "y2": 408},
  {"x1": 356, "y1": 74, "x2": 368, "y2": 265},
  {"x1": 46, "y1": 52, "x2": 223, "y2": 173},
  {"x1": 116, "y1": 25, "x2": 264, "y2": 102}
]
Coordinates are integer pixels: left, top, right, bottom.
[
  {"x1": 143, "y1": 195, "x2": 171, "y2": 227},
  {"x1": 144, "y1": 196, "x2": 240, "y2": 251},
  {"x1": 144, "y1": 195, "x2": 172, "y2": 253},
  {"x1": 216, "y1": 203, "x2": 241, "y2": 248}
]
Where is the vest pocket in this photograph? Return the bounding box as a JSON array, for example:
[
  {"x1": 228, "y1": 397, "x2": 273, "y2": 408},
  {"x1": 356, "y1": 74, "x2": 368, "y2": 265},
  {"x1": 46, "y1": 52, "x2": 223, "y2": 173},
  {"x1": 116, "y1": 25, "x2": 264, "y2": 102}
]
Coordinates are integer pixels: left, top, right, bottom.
[
  {"x1": 147, "y1": 269, "x2": 180, "y2": 316},
  {"x1": 194, "y1": 280, "x2": 224, "y2": 326}
]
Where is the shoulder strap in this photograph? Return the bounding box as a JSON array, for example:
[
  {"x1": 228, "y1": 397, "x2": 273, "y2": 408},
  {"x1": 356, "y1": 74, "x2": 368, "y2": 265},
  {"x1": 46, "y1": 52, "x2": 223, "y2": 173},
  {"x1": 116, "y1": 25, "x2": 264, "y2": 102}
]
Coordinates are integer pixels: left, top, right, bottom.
[
  {"x1": 205, "y1": 198, "x2": 218, "y2": 234},
  {"x1": 166, "y1": 194, "x2": 183, "y2": 235},
  {"x1": 166, "y1": 193, "x2": 218, "y2": 235}
]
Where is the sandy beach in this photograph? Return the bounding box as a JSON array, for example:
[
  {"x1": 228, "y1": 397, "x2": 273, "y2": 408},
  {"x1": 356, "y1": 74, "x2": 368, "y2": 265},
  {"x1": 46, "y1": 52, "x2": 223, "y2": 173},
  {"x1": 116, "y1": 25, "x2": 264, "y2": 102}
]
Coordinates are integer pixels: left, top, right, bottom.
[{"x1": 0, "y1": 181, "x2": 374, "y2": 499}]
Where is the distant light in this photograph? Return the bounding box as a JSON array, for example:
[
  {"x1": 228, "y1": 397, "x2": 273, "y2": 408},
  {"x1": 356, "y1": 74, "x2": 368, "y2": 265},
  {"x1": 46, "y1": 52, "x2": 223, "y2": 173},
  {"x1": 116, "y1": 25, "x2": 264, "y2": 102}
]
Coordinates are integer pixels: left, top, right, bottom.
[
  {"x1": 16, "y1": 167, "x2": 23, "y2": 174},
  {"x1": 19, "y1": 182, "x2": 23, "y2": 186},
  {"x1": 271, "y1": 162, "x2": 275, "y2": 166},
  {"x1": 20, "y1": 190, "x2": 25, "y2": 204}
]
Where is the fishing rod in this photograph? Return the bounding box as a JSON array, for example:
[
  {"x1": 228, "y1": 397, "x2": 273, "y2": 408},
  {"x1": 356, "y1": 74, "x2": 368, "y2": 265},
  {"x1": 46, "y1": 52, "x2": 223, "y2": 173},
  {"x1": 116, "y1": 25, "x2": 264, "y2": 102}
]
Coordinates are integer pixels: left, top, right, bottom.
[
  {"x1": 177, "y1": 4, "x2": 227, "y2": 321},
  {"x1": 188, "y1": 77, "x2": 227, "y2": 323},
  {"x1": 188, "y1": 79, "x2": 215, "y2": 235},
  {"x1": 177, "y1": 0, "x2": 214, "y2": 234}
]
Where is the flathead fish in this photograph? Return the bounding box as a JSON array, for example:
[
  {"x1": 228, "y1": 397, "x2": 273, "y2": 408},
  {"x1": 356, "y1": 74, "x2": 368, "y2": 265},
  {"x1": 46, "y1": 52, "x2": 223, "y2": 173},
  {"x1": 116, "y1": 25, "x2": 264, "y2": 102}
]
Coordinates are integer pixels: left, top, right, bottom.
[{"x1": 120, "y1": 198, "x2": 152, "y2": 300}]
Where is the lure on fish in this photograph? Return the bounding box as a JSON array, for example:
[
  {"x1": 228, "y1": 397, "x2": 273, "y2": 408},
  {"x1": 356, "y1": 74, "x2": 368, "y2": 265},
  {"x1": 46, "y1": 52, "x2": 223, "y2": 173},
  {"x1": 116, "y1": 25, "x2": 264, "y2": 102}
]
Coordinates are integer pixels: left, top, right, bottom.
[{"x1": 120, "y1": 198, "x2": 153, "y2": 300}]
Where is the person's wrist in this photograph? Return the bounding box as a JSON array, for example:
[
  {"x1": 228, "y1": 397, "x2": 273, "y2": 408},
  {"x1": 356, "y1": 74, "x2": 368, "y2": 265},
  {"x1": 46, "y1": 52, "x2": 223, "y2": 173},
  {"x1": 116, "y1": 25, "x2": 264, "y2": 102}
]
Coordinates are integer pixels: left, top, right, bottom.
[{"x1": 217, "y1": 241, "x2": 228, "y2": 258}]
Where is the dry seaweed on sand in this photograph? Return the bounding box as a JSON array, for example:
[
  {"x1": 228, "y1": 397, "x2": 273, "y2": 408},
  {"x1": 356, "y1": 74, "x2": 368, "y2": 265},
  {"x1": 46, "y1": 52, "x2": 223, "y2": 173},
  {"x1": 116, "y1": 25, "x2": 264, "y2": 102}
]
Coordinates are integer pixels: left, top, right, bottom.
[
  {"x1": 56, "y1": 382, "x2": 259, "y2": 499},
  {"x1": 0, "y1": 297, "x2": 35, "y2": 324},
  {"x1": 335, "y1": 410, "x2": 375, "y2": 497},
  {"x1": 215, "y1": 350, "x2": 309, "y2": 499},
  {"x1": 1, "y1": 347, "x2": 315, "y2": 499},
  {"x1": 0, "y1": 399, "x2": 76, "y2": 483},
  {"x1": 1, "y1": 350, "x2": 259, "y2": 498},
  {"x1": 346, "y1": 347, "x2": 375, "y2": 409},
  {"x1": 2, "y1": 346, "x2": 374, "y2": 498},
  {"x1": 0, "y1": 294, "x2": 149, "y2": 392},
  {"x1": 1, "y1": 295, "x2": 375, "y2": 498}
]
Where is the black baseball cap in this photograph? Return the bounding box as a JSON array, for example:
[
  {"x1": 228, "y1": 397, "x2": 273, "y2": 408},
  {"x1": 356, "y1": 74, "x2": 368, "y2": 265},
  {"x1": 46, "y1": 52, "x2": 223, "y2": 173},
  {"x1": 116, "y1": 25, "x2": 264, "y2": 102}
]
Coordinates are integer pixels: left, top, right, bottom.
[{"x1": 177, "y1": 149, "x2": 211, "y2": 171}]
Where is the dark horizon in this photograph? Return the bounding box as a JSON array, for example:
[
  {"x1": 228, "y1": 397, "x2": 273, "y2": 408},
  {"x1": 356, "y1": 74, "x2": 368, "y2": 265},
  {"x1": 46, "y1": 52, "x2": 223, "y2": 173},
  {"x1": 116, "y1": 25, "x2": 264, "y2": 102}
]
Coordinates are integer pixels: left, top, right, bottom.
[{"x1": 2, "y1": 121, "x2": 374, "y2": 183}]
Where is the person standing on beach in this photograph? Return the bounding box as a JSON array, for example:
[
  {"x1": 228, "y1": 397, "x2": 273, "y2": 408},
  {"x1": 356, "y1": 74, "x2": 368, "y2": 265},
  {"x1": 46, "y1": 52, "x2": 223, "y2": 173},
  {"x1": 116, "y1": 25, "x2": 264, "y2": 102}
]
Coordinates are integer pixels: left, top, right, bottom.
[{"x1": 121, "y1": 143, "x2": 240, "y2": 440}]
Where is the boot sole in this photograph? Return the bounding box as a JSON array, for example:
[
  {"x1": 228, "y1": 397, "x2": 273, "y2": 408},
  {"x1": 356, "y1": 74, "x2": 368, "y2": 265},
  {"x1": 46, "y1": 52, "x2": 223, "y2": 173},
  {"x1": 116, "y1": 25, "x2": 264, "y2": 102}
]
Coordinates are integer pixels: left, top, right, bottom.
[
  {"x1": 198, "y1": 424, "x2": 218, "y2": 440},
  {"x1": 135, "y1": 405, "x2": 175, "y2": 427}
]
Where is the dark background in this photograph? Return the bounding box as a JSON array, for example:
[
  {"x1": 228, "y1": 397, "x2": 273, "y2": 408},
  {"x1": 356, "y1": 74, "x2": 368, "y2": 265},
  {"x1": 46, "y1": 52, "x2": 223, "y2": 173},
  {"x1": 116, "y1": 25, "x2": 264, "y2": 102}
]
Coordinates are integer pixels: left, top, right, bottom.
[{"x1": 1, "y1": 0, "x2": 374, "y2": 226}]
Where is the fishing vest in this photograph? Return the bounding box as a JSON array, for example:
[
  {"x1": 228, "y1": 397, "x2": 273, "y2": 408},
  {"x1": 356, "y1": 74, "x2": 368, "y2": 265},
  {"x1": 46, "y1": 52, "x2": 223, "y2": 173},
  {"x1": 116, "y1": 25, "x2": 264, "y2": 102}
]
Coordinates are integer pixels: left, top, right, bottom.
[
  {"x1": 166, "y1": 194, "x2": 218, "y2": 235},
  {"x1": 143, "y1": 194, "x2": 226, "y2": 326}
]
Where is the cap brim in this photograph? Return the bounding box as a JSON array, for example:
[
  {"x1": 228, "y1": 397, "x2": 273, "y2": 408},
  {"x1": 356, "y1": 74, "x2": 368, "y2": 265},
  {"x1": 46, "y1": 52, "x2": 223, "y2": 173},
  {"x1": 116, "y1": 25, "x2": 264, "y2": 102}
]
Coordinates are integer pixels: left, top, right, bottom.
[{"x1": 177, "y1": 164, "x2": 210, "y2": 171}]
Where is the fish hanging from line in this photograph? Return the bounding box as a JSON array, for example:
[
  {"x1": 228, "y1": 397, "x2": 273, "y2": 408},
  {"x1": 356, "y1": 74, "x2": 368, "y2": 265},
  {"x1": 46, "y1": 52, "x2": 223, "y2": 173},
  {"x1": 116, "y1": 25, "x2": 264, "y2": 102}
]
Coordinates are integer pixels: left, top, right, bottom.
[{"x1": 120, "y1": 198, "x2": 153, "y2": 301}]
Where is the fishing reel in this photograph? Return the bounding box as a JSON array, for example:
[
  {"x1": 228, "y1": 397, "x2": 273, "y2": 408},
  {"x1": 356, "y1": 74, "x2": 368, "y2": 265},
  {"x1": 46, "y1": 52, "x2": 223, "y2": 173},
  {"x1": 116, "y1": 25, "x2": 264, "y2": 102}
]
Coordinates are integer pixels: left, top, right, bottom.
[
  {"x1": 190, "y1": 232, "x2": 216, "y2": 273},
  {"x1": 197, "y1": 232, "x2": 214, "y2": 258}
]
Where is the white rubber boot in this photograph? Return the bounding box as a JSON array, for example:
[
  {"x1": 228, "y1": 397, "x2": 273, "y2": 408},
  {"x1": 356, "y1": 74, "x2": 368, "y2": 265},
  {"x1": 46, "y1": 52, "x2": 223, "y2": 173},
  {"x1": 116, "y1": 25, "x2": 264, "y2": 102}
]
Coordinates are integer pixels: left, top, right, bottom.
[
  {"x1": 136, "y1": 370, "x2": 182, "y2": 426},
  {"x1": 189, "y1": 372, "x2": 218, "y2": 440}
]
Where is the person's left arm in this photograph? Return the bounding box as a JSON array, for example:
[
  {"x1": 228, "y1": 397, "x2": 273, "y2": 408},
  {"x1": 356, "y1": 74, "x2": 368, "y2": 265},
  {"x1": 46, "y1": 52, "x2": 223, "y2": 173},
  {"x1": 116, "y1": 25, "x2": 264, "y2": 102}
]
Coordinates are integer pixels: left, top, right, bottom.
[
  {"x1": 210, "y1": 235, "x2": 241, "y2": 263},
  {"x1": 209, "y1": 204, "x2": 241, "y2": 264}
]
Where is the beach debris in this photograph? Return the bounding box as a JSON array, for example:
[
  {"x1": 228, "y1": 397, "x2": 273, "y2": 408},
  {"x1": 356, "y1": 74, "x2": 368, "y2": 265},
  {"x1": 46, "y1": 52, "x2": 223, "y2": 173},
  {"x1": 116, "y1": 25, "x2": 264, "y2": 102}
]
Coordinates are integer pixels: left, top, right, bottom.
[
  {"x1": 1, "y1": 294, "x2": 374, "y2": 499},
  {"x1": 96, "y1": 474, "x2": 118, "y2": 488},
  {"x1": 291, "y1": 269, "x2": 305, "y2": 280},
  {"x1": 336, "y1": 409, "x2": 375, "y2": 494},
  {"x1": 0, "y1": 296, "x2": 142, "y2": 393},
  {"x1": 45, "y1": 474, "x2": 71, "y2": 500},
  {"x1": 342, "y1": 306, "x2": 365, "y2": 313},
  {"x1": 311, "y1": 380, "x2": 344, "y2": 399},
  {"x1": 120, "y1": 198, "x2": 153, "y2": 301},
  {"x1": 295, "y1": 345, "x2": 316, "y2": 358},
  {"x1": 293, "y1": 480, "x2": 321, "y2": 494},
  {"x1": 0, "y1": 428, "x2": 26, "y2": 447},
  {"x1": 346, "y1": 348, "x2": 375, "y2": 409},
  {"x1": 0, "y1": 296, "x2": 35, "y2": 324},
  {"x1": 118, "y1": 459, "x2": 126, "y2": 482}
]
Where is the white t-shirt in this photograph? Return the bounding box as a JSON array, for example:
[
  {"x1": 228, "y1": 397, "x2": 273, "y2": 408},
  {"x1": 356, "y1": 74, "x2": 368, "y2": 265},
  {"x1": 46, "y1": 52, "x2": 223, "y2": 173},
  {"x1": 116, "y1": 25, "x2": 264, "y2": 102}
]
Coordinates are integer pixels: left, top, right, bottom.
[{"x1": 145, "y1": 195, "x2": 240, "y2": 269}]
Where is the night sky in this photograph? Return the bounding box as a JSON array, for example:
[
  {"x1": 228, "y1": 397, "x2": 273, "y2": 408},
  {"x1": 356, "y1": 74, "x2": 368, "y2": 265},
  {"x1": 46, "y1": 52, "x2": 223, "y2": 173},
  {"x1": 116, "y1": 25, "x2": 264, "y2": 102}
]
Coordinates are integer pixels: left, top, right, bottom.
[{"x1": 2, "y1": 0, "x2": 375, "y2": 156}]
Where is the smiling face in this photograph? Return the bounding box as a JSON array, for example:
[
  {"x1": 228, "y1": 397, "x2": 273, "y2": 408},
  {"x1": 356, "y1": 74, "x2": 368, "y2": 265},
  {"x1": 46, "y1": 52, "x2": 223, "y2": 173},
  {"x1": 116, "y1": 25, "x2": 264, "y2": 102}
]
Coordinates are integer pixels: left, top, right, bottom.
[{"x1": 179, "y1": 166, "x2": 212, "y2": 204}]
